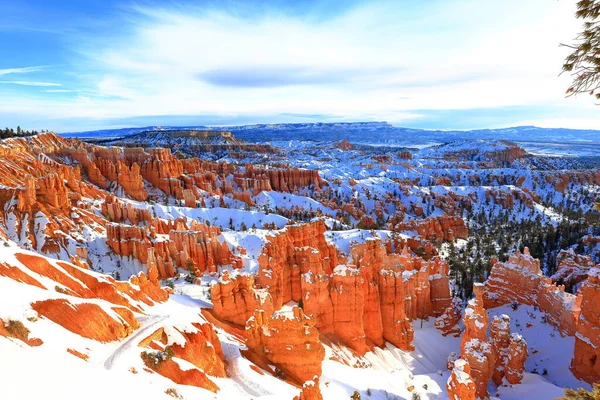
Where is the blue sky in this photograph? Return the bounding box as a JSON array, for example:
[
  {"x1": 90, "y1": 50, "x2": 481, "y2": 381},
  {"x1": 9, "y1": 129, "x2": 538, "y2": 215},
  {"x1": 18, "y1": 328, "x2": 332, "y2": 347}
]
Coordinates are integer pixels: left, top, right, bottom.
[{"x1": 1, "y1": 0, "x2": 599, "y2": 133}]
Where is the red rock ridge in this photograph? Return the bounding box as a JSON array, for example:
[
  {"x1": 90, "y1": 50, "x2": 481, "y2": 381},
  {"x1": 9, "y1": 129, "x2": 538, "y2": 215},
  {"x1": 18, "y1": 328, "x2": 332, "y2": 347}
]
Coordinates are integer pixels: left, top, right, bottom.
[
  {"x1": 570, "y1": 267, "x2": 600, "y2": 384},
  {"x1": 484, "y1": 248, "x2": 581, "y2": 336},
  {"x1": 246, "y1": 306, "x2": 325, "y2": 390}
]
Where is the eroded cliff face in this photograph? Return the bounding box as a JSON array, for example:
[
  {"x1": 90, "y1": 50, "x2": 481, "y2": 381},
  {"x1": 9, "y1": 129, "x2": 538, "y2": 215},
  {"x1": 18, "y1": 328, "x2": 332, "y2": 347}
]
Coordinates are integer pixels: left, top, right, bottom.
[
  {"x1": 571, "y1": 268, "x2": 600, "y2": 384},
  {"x1": 210, "y1": 271, "x2": 274, "y2": 326},
  {"x1": 393, "y1": 215, "x2": 469, "y2": 242},
  {"x1": 107, "y1": 218, "x2": 242, "y2": 279},
  {"x1": 484, "y1": 248, "x2": 581, "y2": 336},
  {"x1": 552, "y1": 249, "x2": 597, "y2": 291},
  {"x1": 246, "y1": 306, "x2": 325, "y2": 386},
  {"x1": 253, "y1": 222, "x2": 455, "y2": 354},
  {"x1": 460, "y1": 283, "x2": 495, "y2": 399}
]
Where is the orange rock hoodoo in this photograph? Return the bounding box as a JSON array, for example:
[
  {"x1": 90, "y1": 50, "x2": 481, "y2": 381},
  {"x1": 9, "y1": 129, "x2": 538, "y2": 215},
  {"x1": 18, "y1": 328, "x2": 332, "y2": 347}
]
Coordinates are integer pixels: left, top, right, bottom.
[
  {"x1": 210, "y1": 271, "x2": 274, "y2": 326},
  {"x1": 107, "y1": 219, "x2": 242, "y2": 279},
  {"x1": 446, "y1": 359, "x2": 476, "y2": 400},
  {"x1": 570, "y1": 268, "x2": 600, "y2": 384},
  {"x1": 489, "y1": 314, "x2": 527, "y2": 385},
  {"x1": 459, "y1": 283, "x2": 494, "y2": 399},
  {"x1": 246, "y1": 306, "x2": 325, "y2": 385},
  {"x1": 251, "y1": 221, "x2": 453, "y2": 355},
  {"x1": 505, "y1": 333, "x2": 527, "y2": 385},
  {"x1": 483, "y1": 248, "x2": 581, "y2": 336}
]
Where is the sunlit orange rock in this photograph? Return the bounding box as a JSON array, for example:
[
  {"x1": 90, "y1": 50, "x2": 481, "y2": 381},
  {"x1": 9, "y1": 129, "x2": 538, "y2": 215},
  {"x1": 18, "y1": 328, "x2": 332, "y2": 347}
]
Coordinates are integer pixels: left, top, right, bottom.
[
  {"x1": 246, "y1": 306, "x2": 325, "y2": 386},
  {"x1": 211, "y1": 271, "x2": 274, "y2": 326},
  {"x1": 294, "y1": 379, "x2": 323, "y2": 400},
  {"x1": 570, "y1": 268, "x2": 600, "y2": 384},
  {"x1": 31, "y1": 299, "x2": 138, "y2": 342},
  {"x1": 394, "y1": 215, "x2": 468, "y2": 242},
  {"x1": 446, "y1": 359, "x2": 476, "y2": 400},
  {"x1": 435, "y1": 297, "x2": 463, "y2": 337},
  {"x1": 505, "y1": 333, "x2": 527, "y2": 384},
  {"x1": 490, "y1": 314, "x2": 511, "y2": 385},
  {"x1": 460, "y1": 283, "x2": 494, "y2": 399},
  {"x1": 484, "y1": 248, "x2": 580, "y2": 336}
]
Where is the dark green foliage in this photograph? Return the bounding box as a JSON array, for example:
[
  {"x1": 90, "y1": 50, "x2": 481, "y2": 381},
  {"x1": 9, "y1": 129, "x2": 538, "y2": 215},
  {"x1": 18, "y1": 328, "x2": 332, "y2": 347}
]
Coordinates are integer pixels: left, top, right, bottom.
[
  {"x1": 562, "y1": 0, "x2": 600, "y2": 101},
  {"x1": 556, "y1": 383, "x2": 600, "y2": 400},
  {"x1": 0, "y1": 127, "x2": 40, "y2": 139}
]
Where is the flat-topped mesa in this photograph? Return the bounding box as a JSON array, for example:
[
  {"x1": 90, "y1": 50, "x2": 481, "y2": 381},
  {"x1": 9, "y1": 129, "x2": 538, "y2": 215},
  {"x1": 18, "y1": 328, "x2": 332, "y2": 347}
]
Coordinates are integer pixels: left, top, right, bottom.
[
  {"x1": 246, "y1": 306, "x2": 325, "y2": 389},
  {"x1": 393, "y1": 215, "x2": 468, "y2": 242},
  {"x1": 446, "y1": 359, "x2": 476, "y2": 400},
  {"x1": 570, "y1": 268, "x2": 600, "y2": 384},
  {"x1": 483, "y1": 248, "x2": 581, "y2": 336}
]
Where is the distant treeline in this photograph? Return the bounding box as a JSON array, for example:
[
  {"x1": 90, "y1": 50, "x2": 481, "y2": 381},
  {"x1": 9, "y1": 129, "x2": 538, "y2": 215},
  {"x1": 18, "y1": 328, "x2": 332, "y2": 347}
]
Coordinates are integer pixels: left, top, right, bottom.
[{"x1": 0, "y1": 127, "x2": 48, "y2": 139}]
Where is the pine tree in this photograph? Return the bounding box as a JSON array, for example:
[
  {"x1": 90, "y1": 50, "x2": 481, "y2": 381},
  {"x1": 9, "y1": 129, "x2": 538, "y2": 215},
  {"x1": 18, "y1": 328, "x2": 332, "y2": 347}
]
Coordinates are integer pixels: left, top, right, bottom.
[{"x1": 556, "y1": 383, "x2": 600, "y2": 400}]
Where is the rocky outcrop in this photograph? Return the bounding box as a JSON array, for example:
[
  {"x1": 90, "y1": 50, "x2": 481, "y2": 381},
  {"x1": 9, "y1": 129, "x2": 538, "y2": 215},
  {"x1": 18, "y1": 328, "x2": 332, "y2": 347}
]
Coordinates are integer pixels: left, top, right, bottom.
[
  {"x1": 552, "y1": 249, "x2": 596, "y2": 291},
  {"x1": 139, "y1": 321, "x2": 227, "y2": 392},
  {"x1": 294, "y1": 379, "x2": 323, "y2": 400},
  {"x1": 394, "y1": 215, "x2": 468, "y2": 242},
  {"x1": 460, "y1": 283, "x2": 494, "y2": 399},
  {"x1": 447, "y1": 359, "x2": 476, "y2": 400},
  {"x1": 257, "y1": 221, "x2": 339, "y2": 309},
  {"x1": 31, "y1": 299, "x2": 138, "y2": 342},
  {"x1": 210, "y1": 272, "x2": 273, "y2": 326},
  {"x1": 490, "y1": 314, "x2": 511, "y2": 385},
  {"x1": 435, "y1": 297, "x2": 463, "y2": 337},
  {"x1": 107, "y1": 220, "x2": 241, "y2": 279},
  {"x1": 505, "y1": 333, "x2": 527, "y2": 384},
  {"x1": 256, "y1": 224, "x2": 453, "y2": 354},
  {"x1": 570, "y1": 268, "x2": 600, "y2": 384},
  {"x1": 101, "y1": 196, "x2": 152, "y2": 225},
  {"x1": 246, "y1": 306, "x2": 325, "y2": 387},
  {"x1": 484, "y1": 248, "x2": 581, "y2": 336}
]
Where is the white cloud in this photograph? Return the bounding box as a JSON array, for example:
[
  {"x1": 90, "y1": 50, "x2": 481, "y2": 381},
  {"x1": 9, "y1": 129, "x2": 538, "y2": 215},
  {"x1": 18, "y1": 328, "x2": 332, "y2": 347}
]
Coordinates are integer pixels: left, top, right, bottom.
[
  {"x1": 0, "y1": 66, "x2": 44, "y2": 76},
  {"x1": 0, "y1": 81, "x2": 61, "y2": 87},
  {"x1": 2, "y1": 0, "x2": 600, "y2": 130}
]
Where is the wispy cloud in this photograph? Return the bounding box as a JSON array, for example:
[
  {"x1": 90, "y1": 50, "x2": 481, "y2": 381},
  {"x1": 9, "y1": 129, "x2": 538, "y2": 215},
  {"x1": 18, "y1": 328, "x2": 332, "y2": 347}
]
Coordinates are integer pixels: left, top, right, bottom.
[
  {"x1": 0, "y1": 66, "x2": 45, "y2": 76},
  {"x1": 44, "y1": 89, "x2": 76, "y2": 93},
  {"x1": 1, "y1": 0, "x2": 599, "y2": 131},
  {"x1": 0, "y1": 80, "x2": 61, "y2": 87}
]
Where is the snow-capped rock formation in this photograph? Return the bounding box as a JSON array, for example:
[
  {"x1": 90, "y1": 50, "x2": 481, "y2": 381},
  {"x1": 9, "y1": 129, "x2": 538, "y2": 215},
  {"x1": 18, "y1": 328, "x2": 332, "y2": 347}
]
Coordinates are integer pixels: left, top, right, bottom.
[
  {"x1": 571, "y1": 268, "x2": 600, "y2": 384},
  {"x1": 484, "y1": 248, "x2": 581, "y2": 336}
]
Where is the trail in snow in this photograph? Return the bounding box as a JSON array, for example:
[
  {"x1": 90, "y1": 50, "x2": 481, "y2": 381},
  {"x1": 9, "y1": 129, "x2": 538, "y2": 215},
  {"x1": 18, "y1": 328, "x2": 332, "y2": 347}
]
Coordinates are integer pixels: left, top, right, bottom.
[
  {"x1": 221, "y1": 342, "x2": 273, "y2": 397},
  {"x1": 103, "y1": 314, "x2": 169, "y2": 370}
]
